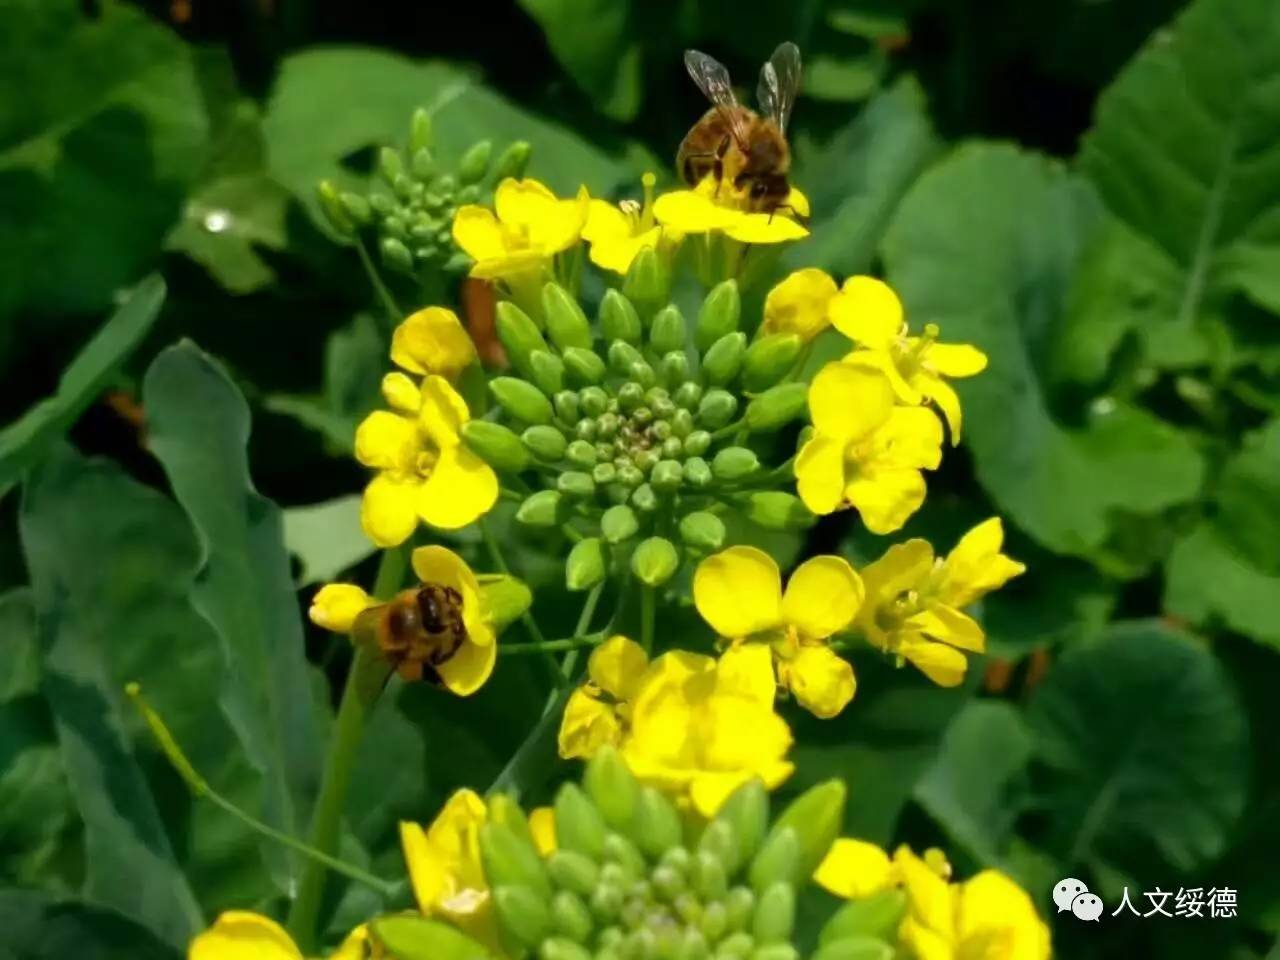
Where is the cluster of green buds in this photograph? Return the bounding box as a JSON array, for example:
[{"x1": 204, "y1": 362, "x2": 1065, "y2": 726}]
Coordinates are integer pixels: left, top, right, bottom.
[
  {"x1": 368, "y1": 749, "x2": 904, "y2": 960},
  {"x1": 460, "y1": 262, "x2": 815, "y2": 591},
  {"x1": 317, "y1": 107, "x2": 532, "y2": 277}
]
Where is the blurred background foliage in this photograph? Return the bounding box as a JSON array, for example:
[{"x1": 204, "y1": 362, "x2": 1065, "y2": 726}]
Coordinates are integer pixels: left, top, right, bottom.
[{"x1": 1, "y1": 0, "x2": 1278, "y2": 957}]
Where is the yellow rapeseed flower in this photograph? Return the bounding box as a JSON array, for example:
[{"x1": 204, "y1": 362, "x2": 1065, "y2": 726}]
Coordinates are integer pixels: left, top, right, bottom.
[
  {"x1": 621, "y1": 644, "x2": 794, "y2": 817},
  {"x1": 652, "y1": 175, "x2": 809, "y2": 244},
  {"x1": 760, "y1": 267, "x2": 838, "y2": 342},
  {"x1": 188, "y1": 912, "x2": 301, "y2": 960},
  {"x1": 582, "y1": 173, "x2": 681, "y2": 274},
  {"x1": 693, "y1": 546, "x2": 863, "y2": 718},
  {"x1": 354, "y1": 375, "x2": 498, "y2": 546},
  {"x1": 452, "y1": 177, "x2": 589, "y2": 281},
  {"x1": 795, "y1": 361, "x2": 943, "y2": 533},
  {"x1": 558, "y1": 635, "x2": 649, "y2": 759},
  {"x1": 389, "y1": 306, "x2": 477, "y2": 380},
  {"x1": 830, "y1": 276, "x2": 988, "y2": 442},
  {"x1": 857, "y1": 518, "x2": 1026, "y2": 687}
]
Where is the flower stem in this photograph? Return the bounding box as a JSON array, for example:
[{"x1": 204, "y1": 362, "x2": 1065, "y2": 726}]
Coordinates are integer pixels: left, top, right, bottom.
[
  {"x1": 502, "y1": 633, "x2": 604, "y2": 655},
  {"x1": 559, "y1": 581, "x2": 603, "y2": 678},
  {"x1": 354, "y1": 234, "x2": 403, "y2": 326},
  {"x1": 640, "y1": 583, "x2": 656, "y2": 655},
  {"x1": 286, "y1": 545, "x2": 406, "y2": 950}
]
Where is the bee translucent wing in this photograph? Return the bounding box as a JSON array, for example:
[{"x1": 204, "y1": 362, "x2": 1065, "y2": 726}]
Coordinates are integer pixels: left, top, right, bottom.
[
  {"x1": 684, "y1": 49, "x2": 752, "y2": 147},
  {"x1": 758, "y1": 41, "x2": 802, "y2": 132}
]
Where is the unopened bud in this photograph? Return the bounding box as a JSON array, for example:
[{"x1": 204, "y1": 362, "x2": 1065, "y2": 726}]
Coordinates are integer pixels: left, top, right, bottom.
[
  {"x1": 530, "y1": 349, "x2": 565, "y2": 395},
  {"x1": 523, "y1": 425, "x2": 568, "y2": 461},
  {"x1": 650, "y1": 305, "x2": 687, "y2": 355},
  {"x1": 742, "y1": 334, "x2": 802, "y2": 393},
  {"x1": 608, "y1": 340, "x2": 644, "y2": 376},
  {"x1": 566, "y1": 439, "x2": 598, "y2": 468},
  {"x1": 371, "y1": 916, "x2": 490, "y2": 960},
  {"x1": 552, "y1": 890, "x2": 594, "y2": 943},
  {"x1": 602, "y1": 504, "x2": 640, "y2": 543},
  {"x1": 632, "y1": 536, "x2": 677, "y2": 586},
  {"x1": 558, "y1": 471, "x2": 596, "y2": 499},
  {"x1": 544, "y1": 282, "x2": 593, "y2": 351},
  {"x1": 554, "y1": 390, "x2": 581, "y2": 422},
  {"x1": 410, "y1": 109, "x2": 433, "y2": 153},
  {"x1": 599, "y1": 289, "x2": 642, "y2": 344},
  {"x1": 339, "y1": 191, "x2": 371, "y2": 225},
  {"x1": 478, "y1": 576, "x2": 533, "y2": 632},
  {"x1": 760, "y1": 781, "x2": 846, "y2": 887},
  {"x1": 678, "y1": 511, "x2": 725, "y2": 552},
  {"x1": 563, "y1": 347, "x2": 606, "y2": 386},
  {"x1": 480, "y1": 822, "x2": 551, "y2": 897},
  {"x1": 622, "y1": 246, "x2": 667, "y2": 313},
  {"x1": 712, "y1": 447, "x2": 759, "y2": 481},
  {"x1": 696, "y1": 279, "x2": 741, "y2": 352},
  {"x1": 516, "y1": 490, "x2": 562, "y2": 527},
  {"x1": 745, "y1": 383, "x2": 808, "y2": 432},
  {"x1": 380, "y1": 236, "x2": 414, "y2": 273},
  {"x1": 494, "y1": 885, "x2": 552, "y2": 948},
  {"x1": 753, "y1": 883, "x2": 796, "y2": 945},
  {"x1": 496, "y1": 301, "x2": 552, "y2": 380},
  {"x1": 651, "y1": 459, "x2": 684, "y2": 492},
  {"x1": 458, "y1": 139, "x2": 493, "y2": 185},
  {"x1": 674, "y1": 381, "x2": 703, "y2": 410},
  {"x1": 378, "y1": 146, "x2": 405, "y2": 185},
  {"x1": 548, "y1": 850, "x2": 601, "y2": 897},
  {"x1": 462, "y1": 420, "x2": 530, "y2": 472},
  {"x1": 555, "y1": 783, "x2": 607, "y2": 859},
  {"x1": 580, "y1": 386, "x2": 608, "y2": 417},
  {"x1": 541, "y1": 937, "x2": 593, "y2": 960},
  {"x1": 702, "y1": 332, "x2": 747, "y2": 387},
  {"x1": 818, "y1": 889, "x2": 908, "y2": 947},
  {"x1": 585, "y1": 747, "x2": 640, "y2": 830},
  {"x1": 697, "y1": 390, "x2": 737, "y2": 429},
  {"x1": 629, "y1": 360, "x2": 657, "y2": 389},
  {"x1": 411, "y1": 147, "x2": 436, "y2": 181},
  {"x1": 749, "y1": 827, "x2": 800, "y2": 893},
  {"x1": 710, "y1": 780, "x2": 768, "y2": 874},
  {"x1": 566, "y1": 538, "x2": 606, "y2": 591},
  {"x1": 492, "y1": 140, "x2": 533, "y2": 181},
  {"x1": 741, "y1": 492, "x2": 813, "y2": 531},
  {"x1": 661, "y1": 350, "x2": 691, "y2": 388},
  {"x1": 692, "y1": 850, "x2": 728, "y2": 901},
  {"x1": 634, "y1": 787, "x2": 683, "y2": 859},
  {"x1": 632, "y1": 483, "x2": 658, "y2": 512},
  {"x1": 492, "y1": 377, "x2": 554, "y2": 424},
  {"x1": 683, "y1": 457, "x2": 712, "y2": 487}
]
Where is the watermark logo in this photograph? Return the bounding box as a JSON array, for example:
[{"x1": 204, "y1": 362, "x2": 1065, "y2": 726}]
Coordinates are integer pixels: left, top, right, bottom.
[
  {"x1": 1054, "y1": 879, "x2": 1238, "y2": 921},
  {"x1": 1053, "y1": 878, "x2": 1092, "y2": 917}
]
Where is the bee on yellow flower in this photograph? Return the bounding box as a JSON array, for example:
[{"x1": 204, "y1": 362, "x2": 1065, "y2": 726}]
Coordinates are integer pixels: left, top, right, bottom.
[
  {"x1": 693, "y1": 545, "x2": 864, "y2": 718},
  {"x1": 582, "y1": 173, "x2": 683, "y2": 275},
  {"x1": 558, "y1": 635, "x2": 649, "y2": 759},
  {"x1": 389, "y1": 306, "x2": 477, "y2": 381},
  {"x1": 452, "y1": 177, "x2": 589, "y2": 283},
  {"x1": 653, "y1": 174, "x2": 810, "y2": 245},
  {"x1": 857, "y1": 518, "x2": 1026, "y2": 687}
]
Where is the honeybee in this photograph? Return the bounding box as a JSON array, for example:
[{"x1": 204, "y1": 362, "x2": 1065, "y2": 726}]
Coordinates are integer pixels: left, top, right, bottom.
[
  {"x1": 677, "y1": 42, "x2": 802, "y2": 213},
  {"x1": 364, "y1": 585, "x2": 467, "y2": 683}
]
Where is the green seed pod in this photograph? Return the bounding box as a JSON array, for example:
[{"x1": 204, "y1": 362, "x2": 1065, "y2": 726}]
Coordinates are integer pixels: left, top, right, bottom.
[
  {"x1": 480, "y1": 822, "x2": 551, "y2": 898},
  {"x1": 548, "y1": 849, "x2": 601, "y2": 897},
  {"x1": 710, "y1": 781, "x2": 769, "y2": 873},
  {"x1": 563, "y1": 347, "x2": 606, "y2": 386},
  {"x1": 674, "y1": 381, "x2": 704, "y2": 410},
  {"x1": 630, "y1": 360, "x2": 657, "y2": 390},
  {"x1": 494, "y1": 885, "x2": 552, "y2": 949},
  {"x1": 740, "y1": 492, "x2": 814, "y2": 531},
  {"x1": 634, "y1": 787, "x2": 683, "y2": 859},
  {"x1": 609, "y1": 340, "x2": 645, "y2": 376},
  {"x1": 696, "y1": 279, "x2": 741, "y2": 352},
  {"x1": 717, "y1": 932, "x2": 755, "y2": 959},
  {"x1": 683, "y1": 456, "x2": 712, "y2": 488},
  {"x1": 745, "y1": 383, "x2": 808, "y2": 432},
  {"x1": 410, "y1": 108, "x2": 433, "y2": 153},
  {"x1": 461, "y1": 421, "x2": 530, "y2": 472},
  {"x1": 748, "y1": 828, "x2": 800, "y2": 894},
  {"x1": 651, "y1": 459, "x2": 684, "y2": 492},
  {"x1": 811, "y1": 938, "x2": 894, "y2": 960},
  {"x1": 818, "y1": 889, "x2": 908, "y2": 947},
  {"x1": 601, "y1": 504, "x2": 640, "y2": 543},
  {"x1": 540, "y1": 937, "x2": 592, "y2": 960},
  {"x1": 459, "y1": 139, "x2": 493, "y2": 185},
  {"x1": 742, "y1": 334, "x2": 803, "y2": 393},
  {"x1": 580, "y1": 386, "x2": 608, "y2": 417},
  {"x1": 555, "y1": 783, "x2": 607, "y2": 859},
  {"x1": 650, "y1": 304, "x2": 688, "y2": 355},
  {"x1": 552, "y1": 890, "x2": 595, "y2": 943},
  {"x1": 661, "y1": 350, "x2": 691, "y2": 388},
  {"x1": 679, "y1": 511, "x2": 725, "y2": 552},
  {"x1": 530, "y1": 350, "x2": 566, "y2": 396},
  {"x1": 622, "y1": 245, "x2": 667, "y2": 313},
  {"x1": 492, "y1": 377, "x2": 554, "y2": 425},
  {"x1": 712, "y1": 447, "x2": 759, "y2": 481},
  {"x1": 632, "y1": 536, "x2": 678, "y2": 585},
  {"x1": 766, "y1": 781, "x2": 846, "y2": 887},
  {"x1": 683, "y1": 431, "x2": 712, "y2": 457},
  {"x1": 492, "y1": 140, "x2": 533, "y2": 181},
  {"x1": 702, "y1": 332, "x2": 747, "y2": 387},
  {"x1": 566, "y1": 439, "x2": 598, "y2": 468},
  {"x1": 338, "y1": 191, "x2": 371, "y2": 225},
  {"x1": 632, "y1": 483, "x2": 658, "y2": 512},
  {"x1": 593, "y1": 462, "x2": 618, "y2": 485},
  {"x1": 411, "y1": 147, "x2": 436, "y2": 181},
  {"x1": 697, "y1": 390, "x2": 738, "y2": 429},
  {"x1": 751, "y1": 945, "x2": 801, "y2": 960},
  {"x1": 585, "y1": 747, "x2": 640, "y2": 830},
  {"x1": 692, "y1": 850, "x2": 728, "y2": 901},
  {"x1": 378, "y1": 146, "x2": 405, "y2": 185},
  {"x1": 523, "y1": 425, "x2": 568, "y2": 461},
  {"x1": 380, "y1": 236, "x2": 414, "y2": 274},
  {"x1": 599, "y1": 289, "x2": 643, "y2": 344},
  {"x1": 370, "y1": 916, "x2": 490, "y2": 960},
  {"x1": 753, "y1": 883, "x2": 795, "y2": 944},
  {"x1": 566, "y1": 538, "x2": 606, "y2": 591},
  {"x1": 544, "y1": 283, "x2": 593, "y2": 351},
  {"x1": 496, "y1": 301, "x2": 551, "y2": 379},
  {"x1": 558, "y1": 471, "x2": 596, "y2": 499},
  {"x1": 517, "y1": 490, "x2": 563, "y2": 527},
  {"x1": 554, "y1": 390, "x2": 581, "y2": 423}
]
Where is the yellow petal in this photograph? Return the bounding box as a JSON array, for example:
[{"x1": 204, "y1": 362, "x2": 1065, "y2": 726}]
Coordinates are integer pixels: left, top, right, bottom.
[
  {"x1": 451, "y1": 205, "x2": 507, "y2": 262},
  {"x1": 784, "y1": 644, "x2": 856, "y2": 718},
  {"x1": 528, "y1": 806, "x2": 557, "y2": 856},
  {"x1": 392, "y1": 307, "x2": 477, "y2": 379},
  {"x1": 689, "y1": 770, "x2": 756, "y2": 818},
  {"x1": 470, "y1": 251, "x2": 547, "y2": 281},
  {"x1": 829, "y1": 276, "x2": 903, "y2": 348},
  {"x1": 693, "y1": 546, "x2": 783, "y2": 638},
  {"x1": 533, "y1": 187, "x2": 590, "y2": 256},
  {"x1": 588, "y1": 225, "x2": 662, "y2": 275},
  {"x1": 794, "y1": 433, "x2": 847, "y2": 516},
  {"x1": 925, "y1": 341, "x2": 988, "y2": 377},
  {"x1": 582, "y1": 199, "x2": 632, "y2": 243},
  {"x1": 382, "y1": 371, "x2": 423, "y2": 414},
  {"x1": 957, "y1": 870, "x2": 1051, "y2": 960},
  {"x1": 906, "y1": 604, "x2": 986, "y2": 653},
  {"x1": 495, "y1": 177, "x2": 558, "y2": 226},
  {"x1": 782, "y1": 555, "x2": 864, "y2": 640},
  {"x1": 361, "y1": 474, "x2": 420, "y2": 547},
  {"x1": 724, "y1": 211, "x2": 809, "y2": 243},
  {"x1": 424, "y1": 788, "x2": 489, "y2": 894},
  {"x1": 653, "y1": 189, "x2": 736, "y2": 233},
  {"x1": 436, "y1": 636, "x2": 497, "y2": 696},
  {"x1": 786, "y1": 186, "x2": 811, "y2": 218},
  {"x1": 354, "y1": 410, "x2": 419, "y2": 471},
  {"x1": 558, "y1": 687, "x2": 622, "y2": 759},
  {"x1": 715, "y1": 642, "x2": 778, "y2": 706},
  {"x1": 813, "y1": 839, "x2": 894, "y2": 899},
  {"x1": 417, "y1": 444, "x2": 499, "y2": 530},
  {"x1": 936, "y1": 518, "x2": 1027, "y2": 608},
  {"x1": 189, "y1": 912, "x2": 302, "y2": 960},
  {"x1": 588, "y1": 635, "x2": 650, "y2": 701},
  {"x1": 808, "y1": 361, "x2": 895, "y2": 441},
  {"x1": 418, "y1": 375, "x2": 471, "y2": 448},
  {"x1": 919, "y1": 372, "x2": 963, "y2": 443},
  {"x1": 762, "y1": 268, "x2": 838, "y2": 341},
  {"x1": 900, "y1": 918, "x2": 955, "y2": 960},
  {"x1": 331, "y1": 925, "x2": 372, "y2": 960},
  {"x1": 845, "y1": 467, "x2": 927, "y2": 535},
  {"x1": 308, "y1": 583, "x2": 375, "y2": 633},
  {"x1": 896, "y1": 846, "x2": 957, "y2": 939},
  {"x1": 861, "y1": 539, "x2": 935, "y2": 607},
  {"x1": 874, "y1": 407, "x2": 945, "y2": 470},
  {"x1": 399, "y1": 821, "x2": 446, "y2": 914},
  {"x1": 411, "y1": 544, "x2": 481, "y2": 595},
  {"x1": 899, "y1": 637, "x2": 969, "y2": 687},
  {"x1": 845, "y1": 348, "x2": 920, "y2": 405}
]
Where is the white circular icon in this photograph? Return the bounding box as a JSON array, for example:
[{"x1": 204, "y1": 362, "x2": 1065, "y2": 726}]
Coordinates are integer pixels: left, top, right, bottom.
[
  {"x1": 1053, "y1": 877, "x2": 1089, "y2": 913},
  {"x1": 1072, "y1": 892, "x2": 1104, "y2": 921}
]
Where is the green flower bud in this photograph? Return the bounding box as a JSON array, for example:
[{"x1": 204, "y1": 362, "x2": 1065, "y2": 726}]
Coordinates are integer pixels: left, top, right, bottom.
[
  {"x1": 725, "y1": 887, "x2": 756, "y2": 932},
  {"x1": 551, "y1": 890, "x2": 595, "y2": 943},
  {"x1": 481, "y1": 822, "x2": 551, "y2": 897},
  {"x1": 411, "y1": 147, "x2": 436, "y2": 181},
  {"x1": 602, "y1": 504, "x2": 640, "y2": 543},
  {"x1": 580, "y1": 386, "x2": 608, "y2": 417},
  {"x1": 609, "y1": 340, "x2": 645, "y2": 376},
  {"x1": 634, "y1": 787, "x2": 683, "y2": 859},
  {"x1": 603, "y1": 832, "x2": 647, "y2": 879},
  {"x1": 496, "y1": 301, "x2": 551, "y2": 379},
  {"x1": 683, "y1": 457, "x2": 712, "y2": 487},
  {"x1": 543, "y1": 283, "x2": 593, "y2": 351},
  {"x1": 692, "y1": 850, "x2": 728, "y2": 901},
  {"x1": 618, "y1": 463, "x2": 645, "y2": 488},
  {"x1": 650, "y1": 305, "x2": 688, "y2": 355},
  {"x1": 696, "y1": 279, "x2": 741, "y2": 352},
  {"x1": 459, "y1": 139, "x2": 493, "y2": 185},
  {"x1": 338, "y1": 191, "x2": 371, "y2": 225},
  {"x1": 811, "y1": 938, "x2": 894, "y2": 960},
  {"x1": 585, "y1": 746, "x2": 640, "y2": 830},
  {"x1": 368, "y1": 191, "x2": 395, "y2": 216},
  {"x1": 748, "y1": 828, "x2": 800, "y2": 894},
  {"x1": 631, "y1": 406, "x2": 654, "y2": 427},
  {"x1": 558, "y1": 471, "x2": 596, "y2": 499},
  {"x1": 380, "y1": 236, "x2": 414, "y2": 273},
  {"x1": 712, "y1": 447, "x2": 759, "y2": 481},
  {"x1": 492, "y1": 140, "x2": 533, "y2": 181},
  {"x1": 652, "y1": 395, "x2": 677, "y2": 420},
  {"x1": 478, "y1": 576, "x2": 533, "y2": 632},
  {"x1": 383, "y1": 214, "x2": 408, "y2": 241},
  {"x1": 630, "y1": 361, "x2": 657, "y2": 390},
  {"x1": 697, "y1": 820, "x2": 738, "y2": 873},
  {"x1": 740, "y1": 492, "x2": 813, "y2": 530},
  {"x1": 679, "y1": 511, "x2": 725, "y2": 552},
  {"x1": 566, "y1": 538, "x2": 607, "y2": 591},
  {"x1": 761, "y1": 781, "x2": 846, "y2": 887},
  {"x1": 555, "y1": 782, "x2": 607, "y2": 859},
  {"x1": 651, "y1": 459, "x2": 684, "y2": 492},
  {"x1": 563, "y1": 347, "x2": 606, "y2": 386},
  {"x1": 742, "y1": 334, "x2": 802, "y2": 393},
  {"x1": 523, "y1": 425, "x2": 568, "y2": 461},
  {"x1": 631, "y1": 482, "x2": 658, "y2": 512},
  {"x1": 597, "y1": 412, "x2": 621, "y2": 439},
  {"x1": 392, "y1": 172, "x2": 416, "y2": 201},
  {"x1": 487, "y1": 793, "x2": 535, "y2": 845},
  {"x1": 652, "y1": 420, "x2": 673, "y2": 442},
  {"x1": 752, "y1": 945, "x2": 801, "y2": 960},
  {"x1": 622, "y1": 246, "x2": 667, "y2": 313},
  {"x1": 683, "y1": 430, "x2": 712, "y2": 457},
  {"x1": 461, "y1": 420, "x2": 530, "y2": 472},
  {"x1": 745, "y1": 383, "x2": 808, "y2": 433},
  {"x1": 435, "y1": 173, "x2": 457, "y2": 195},
  {"x1": 457, "y1": 184, "x2": 481, "y2": 204},
  {"x1": 590, "y1": 885, "x2": 624, "y2": 923},
  {"x1": 575, "y1": 418, "x2": 598, "y2": 441},
  {"x1": 599, "y1": 289, "x2": 642, "y2": 344},
  {"x1": 653, "y1": 865, "x2": 686, "y2": 902},
  {"x1": 410, "y1": 108, "x2": 434, "y2": 153},
  {"x1": 697, "y1": 390, "x2": 738, "y2": 429},
  {"x1": 699, "y1": 901, "x2": 728, "y2": 943},
  {"x1": 661, "y1": 436, "x2": 684, "y2": 459},
  {"x1": 617, "y1": 381, "x2": 645, "y2": 412},
  {"x1": 753, "y1": 884, "x2": 795, "y2": 945},
  {"x1": 554, "y1": 390, "x2": 581, "y2": 423},
  {"x1": 702, "y1": 332, "x2": 747, "y2": 387},
  {"x1": 567, "y1": 439, "x2": 598, "y2": 468},
  {"x1": 661, "y1": 350, "x2": 691, "y2": 388},
  {"x1": 548, "y1": 849, "x2": 601, "y2": 896},
  {"x1": 632, "y1": 536, "x2": 678, "y2": 586},
  {"x1": 674, "y1": 381, "x2": 704, "y2": 410},
  {"x1": 541, "y1": 938, "x2": 593, "y2": 960},
  {"x1": 593, "y1": 462, "x2": 618, "y2": 485},
  {"x1": 517, "y1": 490, "x2": 563, "y2": 527},
  {"x1": 710, "y1": 781, "x2": 768, "y2": 874},
  {"x1": 530, "y1": 349, "x2": 566, "y2": 395},
  {"x1": 494, "y1": 885, "x2": 552, "y2": 949},
  {"x1": 492, "y1": 377, "x2": 554, "y2": 424},
  {"x1": 371, "y1": 916, "x2": 490, "y2": 960},
  {"x1": 378, "y1": 146, "x2": 405, "y2": 185},
  {"x1": 818, "y1": 890, "x2": 908, "y2": 947},
  {"x1": 717, "y1": 932, "x2": 755, "y2": 959}
]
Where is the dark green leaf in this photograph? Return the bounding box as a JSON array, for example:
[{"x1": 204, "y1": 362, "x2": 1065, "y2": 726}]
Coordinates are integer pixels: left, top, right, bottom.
[
  {"x1": 283, "y1": 495, "x2": 373, "y2": 586},
  {"x1": 1165, "y1": 521, "x2": 1280, "y2": 649},
  {"x1": 0, "y1": 889, "x2": 180, "y2": 960},
  {"x1": 165, "y1": 174, "x2": 289, "y2": 294},
  {"x1": 518, "y1": 0, "x2": 642, "y2": 121}
]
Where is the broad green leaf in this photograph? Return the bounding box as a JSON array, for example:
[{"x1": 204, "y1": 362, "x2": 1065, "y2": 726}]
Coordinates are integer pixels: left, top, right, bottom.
[
  {"x1": 1027, "y1": 621, "x2": 1249, "y2": 874},
  {"x1": 0, "y1": 0, "x2": 207, "y2": 314},
  {"x1": 165, "y1": 174, "x2": 290, "y2": 294},
  {"x1": 0, "y1": 889, "x2": 180, "y2": 960},
  {"x1": 883, "y1": 144, "x2": 1206, "y2": 559},
  {"x1": 262, "y1": 48, "x2": 629, "y2": 231},
  {"x1": 0, "y1": 275, "x2": 165, "y2": 494},
  {"x1": 518, "y1": 0, "x2": 642, "y2": 121},
  {"x1": 142, "y1": 342, "x2": 325, "y2": 886},
  {"x1": 982, "y1": 550, "x2": 1115, "y2": 658},
  {"x1": 1215, "y1": 419, "x2": 1280, "y2": 575},
  {"x1": 1165, "y1": 522, "x2": 1280, "y2": 648},
  {"x1": 283, "y1": 495, "x2": 373, "y2": 586},
  {"x1": 914, "y1": 701, "x2": 1033, "y2": 866},
  {"x1": 1080, "y1": 0, "x2": 1280, "y2": 365}
]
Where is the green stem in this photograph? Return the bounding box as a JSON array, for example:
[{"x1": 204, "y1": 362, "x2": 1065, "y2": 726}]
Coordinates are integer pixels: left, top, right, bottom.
[
  {"x1": 559, "y1": 582, "x2": 603, "y2": 677},
  {"x1": 710, "y1": 418, "x2": 746, "y2": 441},
  {"x1": 640, "y1": 583, "x2": 656, "y2": 655},
  {"x1": 286, "y1": 546, "x2": 406, "y2": 949},
  {"x1": 503, "y1": 633, "x2": 605, "y2": 655},
  {"x1": 354, "y1": 235, "x2": 403, "y2": 325},
  {"x1": 478, "y1": 517, "x2": 567, "y2": 686}
]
